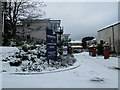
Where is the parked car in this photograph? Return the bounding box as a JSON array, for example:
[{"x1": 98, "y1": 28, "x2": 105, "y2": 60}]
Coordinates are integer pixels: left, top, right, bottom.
[{"x1": 73, "y1": 49, "x2": 80, "y2": 53}]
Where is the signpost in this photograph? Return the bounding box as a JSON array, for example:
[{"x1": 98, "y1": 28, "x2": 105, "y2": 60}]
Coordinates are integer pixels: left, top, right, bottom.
[{"x1": 46, "y1": 28, "x2": 57, "y2": 64}]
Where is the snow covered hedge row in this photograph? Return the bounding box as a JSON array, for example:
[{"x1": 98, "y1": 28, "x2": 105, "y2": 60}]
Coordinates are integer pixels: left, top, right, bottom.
[{"x1": 2, "y1": 43, "x2": 76, "y2": 72}]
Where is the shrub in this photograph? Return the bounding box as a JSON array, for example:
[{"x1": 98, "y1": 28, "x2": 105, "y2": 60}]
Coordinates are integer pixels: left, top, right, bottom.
[
  {"x1": 31, "y1": 57, "x2": 36, "y2": 63},
  {"x1": 97, "y1": 44, "x2": 103, "y2": 55},
  {"x1": 21, "y1": 55, "x2": 29, "y2": 60},
  {"x1": 9, "y1": 61, "x2": 22, "y2": 66},
  {"x1": 4, "y1": 41, "x2": 11, "y2": 46},
  {"x1": 16, "y1": 55, "x2": 22, "y2": 58},
  {"x1": 27, "y1": 51, "x2": 32, "y2": 54},
  {"x1": 2, "y1": 59, "x2": 8, "y2": 62},
  {"x1": 15, "y1": 52, "x2": 19, "y2": 54},
  {"x1": 2, "y1": 70, "x2": 7, "y2": 72},
  {"x1": 30, "y1": 45, "x2": 37, "y2": 50},
  {"x1": 37, "y1": 53, "x2": 41, "y2": 58},
  {"x1": 36, "y1": 41, "x2": 42, "y2": 44},
  {"x1": 22, "y1": 45, "x2": 28, "y2": 52}
]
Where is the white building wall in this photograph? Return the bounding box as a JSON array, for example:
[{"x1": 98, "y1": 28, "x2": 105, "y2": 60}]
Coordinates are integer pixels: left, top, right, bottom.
[
  {"x1": 30, "y1": 29, "x2": 46, "y2": 41},
  {"x1": 98, "y1": 23, "x2": 120, "y2": 53},
  {"x1": 17, "y1": 20, "x2": 50, "y2": 42},
  {"x1": 28, "y1": 21, "x2": 49, "y2": 41},
  {"x1": 16, "y1": 19, "x2": 61, "y2": 43},
  {"x1": 113, "y1": 24, "x2": 119, "y2": 52}
]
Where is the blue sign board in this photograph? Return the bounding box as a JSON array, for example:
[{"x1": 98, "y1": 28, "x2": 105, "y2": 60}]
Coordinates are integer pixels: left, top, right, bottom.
[{"x1": 46, "y1": 28, "x2": 57, "y2": 61}]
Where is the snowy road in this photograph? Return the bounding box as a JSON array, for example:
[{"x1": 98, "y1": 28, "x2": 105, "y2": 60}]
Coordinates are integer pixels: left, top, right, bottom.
[{"x1": 2, "y1": 51, "x2": 118, "y2": 88}]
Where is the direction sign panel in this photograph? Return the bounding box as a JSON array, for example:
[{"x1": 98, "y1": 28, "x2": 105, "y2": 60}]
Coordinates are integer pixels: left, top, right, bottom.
[
  {"x1": 63, "y1": 46, "x2": 68, "y2": 56},
  {"x1": 46, "y1": 28, "x2": 57, "y2": 61}
]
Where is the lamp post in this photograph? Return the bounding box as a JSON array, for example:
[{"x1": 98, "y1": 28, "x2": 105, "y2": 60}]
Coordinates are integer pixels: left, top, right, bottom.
[{"x1": 2, "y1": 11, "x2": 4, "y2": 35}]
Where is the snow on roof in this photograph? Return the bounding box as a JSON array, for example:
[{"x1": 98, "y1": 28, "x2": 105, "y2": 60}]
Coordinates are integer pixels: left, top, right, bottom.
[
  {"x1": 98, "y1": 22, "x2": 120, "y2": 32},
  {"x1": 92, "y1": 38, "x2": 96, "y2": 41},
  {"x1": 70, "y1": 41, "x2": 82, "y2": 43},
  {"x1": 89, "y1": 44, "x2": 97, "y2": 48},
  {"x1": 71, "y1": 46, "x2": 83, "y2": 48},
  {"x1": 49, "y1": 19, "x2": 61, "y2": 21}
]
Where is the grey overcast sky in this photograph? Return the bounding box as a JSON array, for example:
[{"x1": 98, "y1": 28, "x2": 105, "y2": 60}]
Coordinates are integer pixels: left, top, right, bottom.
[{"x1": 43, "y1": 2, "x2": 118, "y2": 40}]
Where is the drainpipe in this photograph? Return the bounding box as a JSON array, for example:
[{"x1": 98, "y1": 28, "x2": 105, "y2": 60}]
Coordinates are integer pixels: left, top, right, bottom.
[
  {"x1": 112, "y1": 26, "x2": 115, "y2": 52},
  {"x1": 109, "y1": 37, "x2": 111, "y2": 50}
]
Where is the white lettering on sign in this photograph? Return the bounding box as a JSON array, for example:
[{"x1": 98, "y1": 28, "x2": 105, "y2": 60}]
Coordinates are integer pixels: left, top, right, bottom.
[
  {"x1": 48, "y1": 51, "x2": 56, "y2": 54},
  {"x1": 49, "y1": 46, "x2": 55, "y2": 48},
  {"x1": 63, "y1": 46, "x2": 68, "y2": 56},
  {"x1": 48, "y1": 51, "x2": 56, "y2": 56},
  {"x1": 47, "y1": 43, "x2": 56, "y2": 45},
  {"x1": 47, "y1": 35, "x2": 56, "y2": 39}
]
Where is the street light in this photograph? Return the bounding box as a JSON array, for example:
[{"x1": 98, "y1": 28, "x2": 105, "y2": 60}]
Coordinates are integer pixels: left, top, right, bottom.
[{"x1": 2, "y1": 11, "x2": 4, "y2": 35}]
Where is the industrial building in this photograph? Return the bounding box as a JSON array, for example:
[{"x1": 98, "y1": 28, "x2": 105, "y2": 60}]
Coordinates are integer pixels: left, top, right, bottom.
[{"x1": 97, "y1": 22, "x2": 120, "y2": 53}]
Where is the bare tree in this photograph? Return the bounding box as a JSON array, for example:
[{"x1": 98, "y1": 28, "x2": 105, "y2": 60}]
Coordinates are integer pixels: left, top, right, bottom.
[{"x1": 3, "y1": 0, "x2": 46, "y2": 37}]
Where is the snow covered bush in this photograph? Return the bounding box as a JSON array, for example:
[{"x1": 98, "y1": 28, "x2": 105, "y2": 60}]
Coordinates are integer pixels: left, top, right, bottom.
[
  {"x1": 2, "y1": 42, "x2": 77, "y2": 73},
  {"x1": 61, "y1": 55, "x2": 76, "y2": 67},
  {"x1": 48, "y1": 55, "x2": 77, "y2": 69},
  {"x1": 9, "y1": 59, "x2": 22, "y2": 67},
  {"x1": 15, "y1": 54, "x2": 22, "y2": 58},
  {"x1": 30, "y1": 45, "x2": 37, "y2": 50},
  {"x1": 21, "y1": 55, "x2": 29, "y2": 61},
  {"x1": 22, "y1": 45, "x2": 28, "y2": 52},
  {"x1": 20, "y1": 58, "x2": 47, "y2": 72}
]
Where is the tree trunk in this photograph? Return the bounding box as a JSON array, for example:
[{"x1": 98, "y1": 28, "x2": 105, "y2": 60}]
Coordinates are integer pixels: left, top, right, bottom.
[{"x1": 12, "y1": 24, "x2": 16, "y2": 37}]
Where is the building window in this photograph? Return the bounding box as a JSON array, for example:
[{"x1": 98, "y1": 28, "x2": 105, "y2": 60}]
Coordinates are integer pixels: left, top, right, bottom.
[{"x1": 27, "y1": 23, "x2": 30, "y2": 27}]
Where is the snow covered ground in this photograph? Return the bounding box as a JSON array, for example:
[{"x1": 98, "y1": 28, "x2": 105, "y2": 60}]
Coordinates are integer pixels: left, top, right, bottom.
[
  {"x1": 0, "y1": 47, "x2": 2, "y2": 89},
  {"x1": 1, "y1": 47, "x2": 118, "y2": 88}
]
